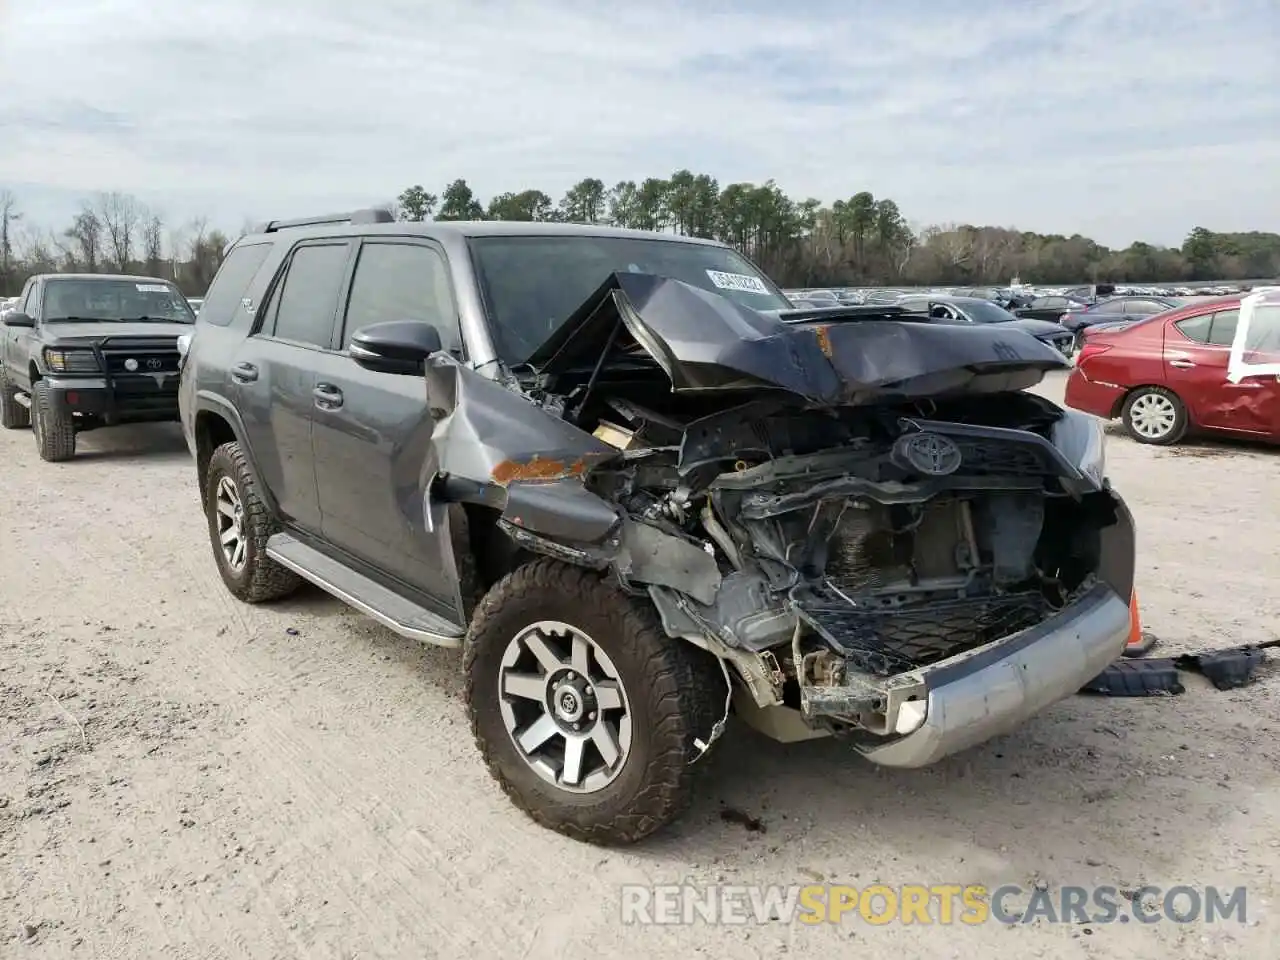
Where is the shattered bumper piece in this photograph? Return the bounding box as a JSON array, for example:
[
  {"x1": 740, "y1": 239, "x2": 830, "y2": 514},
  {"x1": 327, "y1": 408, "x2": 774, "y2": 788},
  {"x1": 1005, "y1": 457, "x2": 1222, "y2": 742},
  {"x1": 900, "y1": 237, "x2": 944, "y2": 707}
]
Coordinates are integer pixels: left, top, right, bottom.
[{"x1": 822, "y1": 583, "x2": 1132, "y2": 768}]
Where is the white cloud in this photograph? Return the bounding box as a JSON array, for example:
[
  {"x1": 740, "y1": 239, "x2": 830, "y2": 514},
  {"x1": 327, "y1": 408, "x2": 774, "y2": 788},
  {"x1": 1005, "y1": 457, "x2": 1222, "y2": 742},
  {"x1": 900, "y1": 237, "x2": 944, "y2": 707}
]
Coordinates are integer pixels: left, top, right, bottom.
[{"x1": 0, "y1": 0, "x2": 1276, "y2": 246}]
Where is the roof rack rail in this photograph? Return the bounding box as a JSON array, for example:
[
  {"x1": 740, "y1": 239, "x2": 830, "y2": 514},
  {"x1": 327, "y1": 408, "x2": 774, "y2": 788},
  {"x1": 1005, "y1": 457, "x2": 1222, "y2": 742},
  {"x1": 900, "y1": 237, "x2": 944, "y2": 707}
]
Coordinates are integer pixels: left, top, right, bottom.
[{"x1": 252, "y1": 207, "x2": 395, "y2": 234}]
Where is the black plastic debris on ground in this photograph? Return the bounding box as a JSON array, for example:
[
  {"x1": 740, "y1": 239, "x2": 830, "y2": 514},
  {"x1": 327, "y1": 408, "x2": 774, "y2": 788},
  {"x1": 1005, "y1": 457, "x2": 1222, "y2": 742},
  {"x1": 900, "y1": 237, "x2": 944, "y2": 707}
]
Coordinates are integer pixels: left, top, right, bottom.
[
  {"x1": 1175, "y1": 643, "x2": 1274, "y2": 690},
  {"x1": 1082, "y1": 638, "x2": 1278, "y2": 697},
  {"x1": 1080, "y1": 659, "x2": 1185, "y2": 697}
]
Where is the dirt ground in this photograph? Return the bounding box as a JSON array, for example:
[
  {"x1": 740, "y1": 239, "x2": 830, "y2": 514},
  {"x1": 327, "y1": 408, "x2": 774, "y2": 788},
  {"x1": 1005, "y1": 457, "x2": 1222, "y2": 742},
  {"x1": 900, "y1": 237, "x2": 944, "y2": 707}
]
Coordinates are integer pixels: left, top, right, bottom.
[{"x1": 1, "y1": 371, "x2": 1277, "y2": 959}]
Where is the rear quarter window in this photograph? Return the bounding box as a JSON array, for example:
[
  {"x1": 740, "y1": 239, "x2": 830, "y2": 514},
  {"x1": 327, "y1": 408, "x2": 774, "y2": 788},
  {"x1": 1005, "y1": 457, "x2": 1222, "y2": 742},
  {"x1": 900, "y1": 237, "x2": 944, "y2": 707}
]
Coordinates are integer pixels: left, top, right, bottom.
[
  {"x1": 1174, "y1": 313, "x2": 1213, "y2": 343},
  {"x1": 198, "y1": 242, "x2": 273, "y2": 328}
]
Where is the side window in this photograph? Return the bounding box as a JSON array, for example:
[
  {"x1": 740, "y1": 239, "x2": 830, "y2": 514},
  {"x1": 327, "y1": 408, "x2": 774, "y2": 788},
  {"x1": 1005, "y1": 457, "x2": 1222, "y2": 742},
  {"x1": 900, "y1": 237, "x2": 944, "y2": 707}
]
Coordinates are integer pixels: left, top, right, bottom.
[
  {"x1": 21, "y1": 281, "x2": 38, "y2": 317},
  {"x1": 340, "y1": 242, "x2": 460, "y2": 353},
  {"x1": 1207, "y1": 309, "x2": 1239, "y2": 347},
  {"x1": 1126, "y1": 300, "x2": 1165, "y2": 316},
  {"x1": 1096, "y1": 300, "x2": 1127, "y2": 314},
  {"x1": 1174, "y1": 314, "x2": 1212, "y2": 343},
  {"x1": 264, "y1": 243, "x2": 352, "y2": 348},
  {"x1": 200, "y1": 243, "x2": 272, "y2": 328}
]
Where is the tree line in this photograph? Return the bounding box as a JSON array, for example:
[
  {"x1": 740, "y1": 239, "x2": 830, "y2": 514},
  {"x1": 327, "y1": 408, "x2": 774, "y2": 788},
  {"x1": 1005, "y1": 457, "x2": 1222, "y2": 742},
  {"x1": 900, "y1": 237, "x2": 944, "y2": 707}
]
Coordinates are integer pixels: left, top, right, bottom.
[{"x1": 3, "y1": 175, "x2": 1278, "y2": 297}]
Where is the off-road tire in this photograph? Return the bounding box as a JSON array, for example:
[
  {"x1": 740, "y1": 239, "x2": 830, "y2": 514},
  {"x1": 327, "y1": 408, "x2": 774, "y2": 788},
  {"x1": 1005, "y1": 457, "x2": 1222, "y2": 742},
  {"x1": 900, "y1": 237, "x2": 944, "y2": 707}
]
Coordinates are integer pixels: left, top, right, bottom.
[
  {"x1": 0, "y1": 364, "x2": 30, "y2": 430},
  {"x1": 31, "y1": 380, "x2": 75, "y2": 461},
  {"x1": 1121, "y1": 386, "x2": 1188, "y2": 446},
  {"x1": 464, "y1": 559, "x2": 726, "y2": 845},
  {"x1": 205, "y1": 441, "x2": 302, "y2": 603}
]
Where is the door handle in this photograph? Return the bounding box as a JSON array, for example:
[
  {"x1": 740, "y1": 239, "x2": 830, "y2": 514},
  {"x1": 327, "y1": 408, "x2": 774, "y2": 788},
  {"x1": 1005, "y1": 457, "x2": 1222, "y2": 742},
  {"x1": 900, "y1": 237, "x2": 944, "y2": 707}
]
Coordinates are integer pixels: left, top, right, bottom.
[
  {"x1": 1168, "y1": 359, "x2": 1195, "y2": 368},
  {"x1": 230, "y1": 362, "x2": 258, "y2": 383},
  {"x1": 313, "y1": 383, "x2": 343, "y2": 408}
]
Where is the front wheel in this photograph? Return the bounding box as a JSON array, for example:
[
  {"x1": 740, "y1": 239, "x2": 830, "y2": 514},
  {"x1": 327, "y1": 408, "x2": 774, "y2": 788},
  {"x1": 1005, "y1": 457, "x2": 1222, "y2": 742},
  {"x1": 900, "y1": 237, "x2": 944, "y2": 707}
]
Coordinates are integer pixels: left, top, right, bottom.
[
  {"x1": 1122, "y1": 386, "x2": 1188, "y2": 445},
  {"x1": 32, "y1": 381, "x2": 75, "y2": 461},
  {"x1": 464, "y1": 560, "x2": 726, "y2": 845},
  {"x1": 204, "y1": 441, "x2": 302, "y2": 603}
]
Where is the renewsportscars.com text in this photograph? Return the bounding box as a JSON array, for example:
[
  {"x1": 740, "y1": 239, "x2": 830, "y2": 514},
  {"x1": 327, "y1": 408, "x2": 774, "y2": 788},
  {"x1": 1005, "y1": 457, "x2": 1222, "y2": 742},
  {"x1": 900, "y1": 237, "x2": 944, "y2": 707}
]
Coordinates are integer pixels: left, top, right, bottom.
[{"x1": 620, "y1": 883, "x2": 1249, "y2": 926}]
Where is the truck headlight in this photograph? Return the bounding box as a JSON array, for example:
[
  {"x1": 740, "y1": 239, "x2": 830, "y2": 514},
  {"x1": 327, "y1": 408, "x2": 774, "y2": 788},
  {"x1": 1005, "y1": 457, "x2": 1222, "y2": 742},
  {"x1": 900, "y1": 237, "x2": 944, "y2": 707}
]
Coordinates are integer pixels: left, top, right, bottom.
[
  {"x1": 44, "y1": 348, "x2": 101, "y2": 374},
  {"x1": 1051, "y1": 408, "x2": 1106, "y2": 487}
]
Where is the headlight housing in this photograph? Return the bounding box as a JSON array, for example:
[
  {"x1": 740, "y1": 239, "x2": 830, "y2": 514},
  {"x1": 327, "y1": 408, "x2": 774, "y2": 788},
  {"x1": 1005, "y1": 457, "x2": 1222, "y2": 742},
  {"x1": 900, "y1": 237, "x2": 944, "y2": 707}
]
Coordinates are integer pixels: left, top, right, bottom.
[
  {"x1": 44, "y1": 348, "x2": 101, "y2": 374},
  {"x1": 1051, "y1": 408, "x2": 1106, "y2": 488}
]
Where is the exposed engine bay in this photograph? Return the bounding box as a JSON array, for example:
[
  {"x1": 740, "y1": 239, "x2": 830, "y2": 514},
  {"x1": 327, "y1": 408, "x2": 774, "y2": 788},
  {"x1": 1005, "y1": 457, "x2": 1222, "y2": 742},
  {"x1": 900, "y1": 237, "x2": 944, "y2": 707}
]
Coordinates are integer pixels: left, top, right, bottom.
[
  {"x1": 429, "y1": 272, "x2": 1131, "y2": 745},
  {"x1": 536, "y1": 382, "x2": 1121, "y2": 736}
]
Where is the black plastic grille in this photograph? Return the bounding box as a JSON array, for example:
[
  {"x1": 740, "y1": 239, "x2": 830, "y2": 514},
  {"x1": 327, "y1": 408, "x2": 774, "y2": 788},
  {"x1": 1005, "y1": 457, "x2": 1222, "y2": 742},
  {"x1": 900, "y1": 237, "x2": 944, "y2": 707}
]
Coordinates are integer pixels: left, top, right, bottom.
[
  {"x1": 950, "y1": 439, "x2": 1047, "y2": 477},
  {"x1": 797, "y1": 590, "x2": 1049, "y2": 676},
  {"x1": 101, "y1": 349, "x2": 180, "y2": 375}
]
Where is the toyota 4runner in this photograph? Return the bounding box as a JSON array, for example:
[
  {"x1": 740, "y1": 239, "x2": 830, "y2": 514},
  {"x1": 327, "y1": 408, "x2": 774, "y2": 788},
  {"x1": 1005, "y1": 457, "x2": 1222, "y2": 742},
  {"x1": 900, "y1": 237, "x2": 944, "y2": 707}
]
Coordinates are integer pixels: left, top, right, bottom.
[
  {"x1": 179, "y1": 209, "x2": 1137, "y2": 844},
  {"x1": 1, "y1": 273, "x2": 195, "y2": 461}
]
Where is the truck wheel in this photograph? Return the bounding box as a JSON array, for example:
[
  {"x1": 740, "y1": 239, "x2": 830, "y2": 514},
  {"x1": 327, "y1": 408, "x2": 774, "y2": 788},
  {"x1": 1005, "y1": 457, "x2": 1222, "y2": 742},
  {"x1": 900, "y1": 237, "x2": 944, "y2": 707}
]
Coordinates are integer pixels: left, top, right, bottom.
[
  {"x1": 464, "y1": 559, "x2": 726, "y2": 845},
  {"x1": 0, "y1": 365, "x2": 31, "y2": 430},
  {"x1": 1122, "y1": 386, "x2": 1187, "y2": 445},
  {"x1": 204, "y1": 441, "x2": 302, "y2": 603},
  {"x1": 31, "y1": 380, "x2": 75, "y2": 461}
]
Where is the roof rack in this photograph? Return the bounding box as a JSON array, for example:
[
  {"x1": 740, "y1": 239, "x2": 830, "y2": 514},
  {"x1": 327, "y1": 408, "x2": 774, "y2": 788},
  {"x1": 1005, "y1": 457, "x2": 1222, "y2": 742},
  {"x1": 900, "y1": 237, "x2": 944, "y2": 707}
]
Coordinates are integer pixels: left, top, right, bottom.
[{"x1": 252, "y1": 207, "x2": 395, "y2": 234}]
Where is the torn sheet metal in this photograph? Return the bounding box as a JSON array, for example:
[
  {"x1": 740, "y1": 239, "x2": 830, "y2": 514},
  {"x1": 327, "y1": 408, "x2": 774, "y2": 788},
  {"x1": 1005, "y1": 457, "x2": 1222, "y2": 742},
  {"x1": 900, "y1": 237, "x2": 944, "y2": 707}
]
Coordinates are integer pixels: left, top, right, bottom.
[
  {"x1": 1227, "y1": 287, "x2": 1280, "y2": 383},
  {"x1": 526, "y1": 272, "x2": 1069, "y2": 405}
]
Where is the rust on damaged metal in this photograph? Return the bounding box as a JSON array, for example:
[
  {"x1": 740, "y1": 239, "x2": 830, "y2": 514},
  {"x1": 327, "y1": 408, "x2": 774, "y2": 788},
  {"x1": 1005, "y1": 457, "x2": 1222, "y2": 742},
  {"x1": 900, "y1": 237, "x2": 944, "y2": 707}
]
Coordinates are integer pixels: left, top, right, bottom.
[
  {"x1": 490, "y1": 454, "x2": 595, "y2": 487},
  {"x1": 812, "y1": 323, "x2": 834, "y2": 358}
]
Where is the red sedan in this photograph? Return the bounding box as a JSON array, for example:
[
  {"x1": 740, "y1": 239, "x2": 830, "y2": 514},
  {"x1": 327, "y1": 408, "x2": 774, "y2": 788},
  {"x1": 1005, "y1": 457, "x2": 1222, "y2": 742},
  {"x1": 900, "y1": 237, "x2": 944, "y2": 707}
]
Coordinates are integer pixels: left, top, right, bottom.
[{"x1": 1065, "y1": 296, "x2": 1280, "y2": 445}]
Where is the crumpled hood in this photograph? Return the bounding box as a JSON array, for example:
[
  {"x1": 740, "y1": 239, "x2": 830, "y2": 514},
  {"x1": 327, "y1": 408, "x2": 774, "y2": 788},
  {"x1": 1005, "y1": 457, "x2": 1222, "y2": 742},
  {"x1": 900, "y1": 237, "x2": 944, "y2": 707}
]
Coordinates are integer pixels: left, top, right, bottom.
[
  {"x1": 526, "y1": 272, "x2": 1069, "y2": 404},
  {"x1": 41, "y1": 321, "x2": 192, "y2": 343}
]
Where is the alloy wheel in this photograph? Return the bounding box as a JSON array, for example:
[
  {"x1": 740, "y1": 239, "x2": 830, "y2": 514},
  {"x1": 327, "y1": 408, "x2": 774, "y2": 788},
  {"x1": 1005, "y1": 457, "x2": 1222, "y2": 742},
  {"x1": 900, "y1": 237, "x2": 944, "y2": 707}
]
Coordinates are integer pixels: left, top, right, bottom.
[
  {"x1": 497, "y1": 620, "x2": 633, "y2": 793},
  {"x1": 214, "y1": 475, "x2": 248, "y2": 571}
]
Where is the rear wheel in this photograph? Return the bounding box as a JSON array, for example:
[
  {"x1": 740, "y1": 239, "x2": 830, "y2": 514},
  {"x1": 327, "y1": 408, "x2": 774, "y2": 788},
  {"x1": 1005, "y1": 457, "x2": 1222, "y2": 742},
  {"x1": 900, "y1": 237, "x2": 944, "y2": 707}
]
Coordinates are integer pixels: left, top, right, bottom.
[
  {"x1": 464, "y1": 560, "x2": 726, "y2": 845},
  {"x1": 1122, "y1": 386, "x2": 1187, "y2": 445},
  {"x1": 204, "y1": 441, "x2": 302, "y2": 603},
  {"x1": 0, "y1": 365, "x2": 30, "y2": 430},
  {"x1": 31, "y1": 381, "x2": 75, "y2": 461}
]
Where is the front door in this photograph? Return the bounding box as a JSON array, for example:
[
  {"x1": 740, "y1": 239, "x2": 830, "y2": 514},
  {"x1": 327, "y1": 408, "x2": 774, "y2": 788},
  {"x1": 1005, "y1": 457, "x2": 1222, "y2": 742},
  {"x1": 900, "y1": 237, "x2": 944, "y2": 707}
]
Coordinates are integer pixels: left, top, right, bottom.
[
  {"x1": 311, "y1": 238, "x2": 466, "y2": 615},
  {"x1": 1165, "y1": 305, "x2": 1279, "y2": 437},
  {"x1": 229, "y1": 239, "x2": 353, "y2": 533}
]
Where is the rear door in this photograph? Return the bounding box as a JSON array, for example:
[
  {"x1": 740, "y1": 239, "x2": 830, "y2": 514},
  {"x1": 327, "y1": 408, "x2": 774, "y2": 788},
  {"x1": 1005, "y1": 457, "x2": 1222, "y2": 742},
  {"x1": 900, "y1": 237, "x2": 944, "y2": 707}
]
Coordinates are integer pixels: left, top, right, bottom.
[
  {"x1": 227, "y1": 239, "x2": 353, "y2": 533},
  {"x1": 310, "y1": 237, "x2": 465, "y2": 612}
]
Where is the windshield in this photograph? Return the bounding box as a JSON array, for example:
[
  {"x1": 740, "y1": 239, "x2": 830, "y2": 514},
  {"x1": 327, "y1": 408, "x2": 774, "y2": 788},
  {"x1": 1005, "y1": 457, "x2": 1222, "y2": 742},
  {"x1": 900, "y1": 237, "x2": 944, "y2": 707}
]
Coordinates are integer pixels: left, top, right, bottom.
[
  {"x1": 957, "y1": 299, "x2": 1018, "y2": 323},
  {"x1": 42, "y1": 278, "x2": 195, "y2": 323},
  {"x1": 468, "y1": 235, "x2": 792, "y2": 363}
]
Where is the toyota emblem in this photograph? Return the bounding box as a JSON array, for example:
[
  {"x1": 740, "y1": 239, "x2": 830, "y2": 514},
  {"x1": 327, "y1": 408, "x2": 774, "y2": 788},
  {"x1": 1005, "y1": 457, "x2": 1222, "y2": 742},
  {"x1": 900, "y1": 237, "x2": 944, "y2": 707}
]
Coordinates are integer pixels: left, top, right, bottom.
[
  {"x1": 123, "y1": 358, "x2": 139, "y2": 372},
  {"x1": 146, "y1": 358, "x2": 163, "y2": 371},
  {"x1": 891, "y1": 431, "x2": 964, "y2": 477}
]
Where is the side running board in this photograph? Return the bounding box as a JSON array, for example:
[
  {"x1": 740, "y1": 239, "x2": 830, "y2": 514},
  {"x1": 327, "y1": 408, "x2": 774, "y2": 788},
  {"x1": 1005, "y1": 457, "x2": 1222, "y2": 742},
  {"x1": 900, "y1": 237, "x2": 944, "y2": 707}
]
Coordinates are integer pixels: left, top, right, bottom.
[{"x1": 265, "y1": 533, "x2": 465, "y2": 648}]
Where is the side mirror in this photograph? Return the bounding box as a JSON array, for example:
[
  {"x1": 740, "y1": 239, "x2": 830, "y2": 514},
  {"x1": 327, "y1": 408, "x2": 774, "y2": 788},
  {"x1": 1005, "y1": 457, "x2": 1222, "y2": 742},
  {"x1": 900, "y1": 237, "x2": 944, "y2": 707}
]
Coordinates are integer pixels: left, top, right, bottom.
[
  {"x1": 348, "y1": 320, "x2": 443, "y2": 375},
  {"x1": 2, "y1": 311, "x2": 35, "y2": 328}
]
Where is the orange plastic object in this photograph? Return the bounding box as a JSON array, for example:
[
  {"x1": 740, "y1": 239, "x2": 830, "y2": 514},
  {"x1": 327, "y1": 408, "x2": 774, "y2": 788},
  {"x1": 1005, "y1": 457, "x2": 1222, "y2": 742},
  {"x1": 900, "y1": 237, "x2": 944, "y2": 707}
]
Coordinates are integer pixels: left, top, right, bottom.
[{"x1": 1121, "y1": 588, "x2": 1156, "y2": 657}]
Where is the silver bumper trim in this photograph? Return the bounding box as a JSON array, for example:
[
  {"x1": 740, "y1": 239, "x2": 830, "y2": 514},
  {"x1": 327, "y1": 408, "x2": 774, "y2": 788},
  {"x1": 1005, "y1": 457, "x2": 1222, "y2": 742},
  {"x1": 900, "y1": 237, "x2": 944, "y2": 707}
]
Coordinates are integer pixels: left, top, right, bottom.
[{"x1": 857, "y1": 583, "x2": 1131, "y2": 768}]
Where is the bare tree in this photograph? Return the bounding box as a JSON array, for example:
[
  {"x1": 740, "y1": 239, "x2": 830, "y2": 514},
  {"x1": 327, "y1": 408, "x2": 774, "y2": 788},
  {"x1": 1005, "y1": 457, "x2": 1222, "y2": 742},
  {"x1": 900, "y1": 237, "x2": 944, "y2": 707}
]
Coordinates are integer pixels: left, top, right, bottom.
[
  {"x1": 95, "y1": 191, "x2": 141, "y2": 272},
  {"x1": 17, "y1": 224, "x2": 59, "y2": 275},
  {"x1": 141, "y1": 210, "x2": 164, "y2": 276},
  {"x1": 0, "y1": 189, "x2": 22, "y2": 291},
  {"x1": 64, "y1": 205, "x2": 105, "y2": 272}
]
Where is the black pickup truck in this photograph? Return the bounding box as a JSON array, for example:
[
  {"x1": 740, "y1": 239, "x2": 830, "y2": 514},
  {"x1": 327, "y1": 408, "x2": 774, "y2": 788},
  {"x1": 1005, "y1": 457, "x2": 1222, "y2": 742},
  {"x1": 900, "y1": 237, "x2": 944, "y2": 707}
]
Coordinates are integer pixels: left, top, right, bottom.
[{"x1": 0, "y1": 273, "x2": 195, "y2": 461}]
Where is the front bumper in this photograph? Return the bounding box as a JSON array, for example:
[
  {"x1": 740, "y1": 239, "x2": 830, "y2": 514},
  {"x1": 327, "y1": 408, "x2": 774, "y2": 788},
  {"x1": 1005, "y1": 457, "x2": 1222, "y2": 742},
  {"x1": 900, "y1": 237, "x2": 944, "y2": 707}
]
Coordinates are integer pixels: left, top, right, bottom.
[
  {"x1": 43, "y1": 374, "x2": 181, "y2": 424},
  {"x1": 855, "y1": 582, "x2": 1132, "y2": 768}
]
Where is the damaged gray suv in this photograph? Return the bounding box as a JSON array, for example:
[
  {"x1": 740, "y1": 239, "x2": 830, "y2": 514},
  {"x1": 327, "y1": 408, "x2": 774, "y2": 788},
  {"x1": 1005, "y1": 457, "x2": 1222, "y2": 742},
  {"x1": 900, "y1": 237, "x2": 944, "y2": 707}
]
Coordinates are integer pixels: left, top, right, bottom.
[{"x1": 178, "y1": 211, "x2": 1137, "y2": 844}]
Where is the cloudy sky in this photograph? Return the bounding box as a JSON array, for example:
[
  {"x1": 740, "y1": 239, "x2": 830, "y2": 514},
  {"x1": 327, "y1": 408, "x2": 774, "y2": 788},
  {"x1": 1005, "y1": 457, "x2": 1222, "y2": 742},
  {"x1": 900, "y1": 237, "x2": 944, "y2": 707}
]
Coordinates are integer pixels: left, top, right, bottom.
[{"x1": 1, "y1": 0, "x2": 1276, "y2": 248}]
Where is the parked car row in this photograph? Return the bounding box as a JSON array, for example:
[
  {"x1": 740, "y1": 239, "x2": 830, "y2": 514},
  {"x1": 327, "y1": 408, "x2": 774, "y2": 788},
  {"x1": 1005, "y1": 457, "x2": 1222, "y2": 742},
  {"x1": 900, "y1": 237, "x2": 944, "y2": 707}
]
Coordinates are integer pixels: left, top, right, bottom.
[{"x1": 1, "y1": 213, "x2": 1141, "y2": 844}]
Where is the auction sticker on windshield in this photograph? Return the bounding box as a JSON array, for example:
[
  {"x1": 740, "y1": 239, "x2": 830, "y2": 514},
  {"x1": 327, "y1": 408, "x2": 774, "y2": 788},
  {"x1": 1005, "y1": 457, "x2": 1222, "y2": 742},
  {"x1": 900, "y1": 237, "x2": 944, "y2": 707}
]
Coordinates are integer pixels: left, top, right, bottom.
[
  {"x1": 706, "y1": 270, "x2": 771, "y2": 295},
  {"x1": 135, "y1": 283, "x2": 171, "y2": 293}
]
